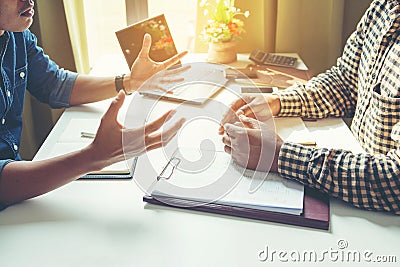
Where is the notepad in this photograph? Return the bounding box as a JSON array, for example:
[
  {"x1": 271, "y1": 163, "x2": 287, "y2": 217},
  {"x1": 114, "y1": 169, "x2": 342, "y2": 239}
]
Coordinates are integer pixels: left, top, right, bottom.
[
  {"x1": 147, "y1": 116, "x2": 316, "y2": 215},
  {"x1": 150, "y1": 148, "x2": 304, "y2": 215},
  {"x1": 45, "y1": 119, "x2": 131, "y2": 177}
]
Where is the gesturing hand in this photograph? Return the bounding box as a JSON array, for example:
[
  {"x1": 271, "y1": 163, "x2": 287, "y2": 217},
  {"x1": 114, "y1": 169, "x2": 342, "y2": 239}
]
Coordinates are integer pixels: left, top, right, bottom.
[
  {"x1": 222, "y1": 115, "x2": 283, "y2": 172},
  {"x1": 126, "y1": 34, "x2": 189, "y2": 94},
  {"x1": 88, "y1": 91, "x2": 185, "y2": 171}
]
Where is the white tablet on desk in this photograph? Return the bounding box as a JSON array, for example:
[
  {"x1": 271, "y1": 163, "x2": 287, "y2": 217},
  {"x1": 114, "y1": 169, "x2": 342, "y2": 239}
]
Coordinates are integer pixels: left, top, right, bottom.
[{"x1": 139, "y1": 62, "x2": 228, "y2": 105}]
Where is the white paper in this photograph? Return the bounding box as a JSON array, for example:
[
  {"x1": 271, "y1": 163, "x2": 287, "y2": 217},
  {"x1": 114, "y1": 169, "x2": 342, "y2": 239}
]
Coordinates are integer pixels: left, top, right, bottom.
[
  {"x1": 152, "y1": 149, "x2": 304, "y2": 215},
  {"x1": 46, "y1": 119, "x2": 129, "y2": 175},
  {"x1": 151, "y1": 117, "x2": 314, "y2": 215}
]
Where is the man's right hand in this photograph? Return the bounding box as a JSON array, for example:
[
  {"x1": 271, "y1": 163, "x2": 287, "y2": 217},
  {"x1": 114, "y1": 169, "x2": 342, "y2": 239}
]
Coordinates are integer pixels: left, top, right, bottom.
[
  {"x1": 87, "y1": 91, "x2": 185, "y2": 171},
  {"x1": 219, "y1": 94, "x2": 281, "y2": 135}
]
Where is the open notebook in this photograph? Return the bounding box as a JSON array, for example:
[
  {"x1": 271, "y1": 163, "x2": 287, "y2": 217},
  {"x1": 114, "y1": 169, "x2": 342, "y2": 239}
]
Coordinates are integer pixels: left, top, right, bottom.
[
  {"x1": 44, "y1": 119, "x2": 132, "y2": 179},
  {"x1": 145, "y1": 117, "x2": 316, "y2": 216},
  {"x1": 144, "y1": 117, "x2": 329, "y2": 229}
]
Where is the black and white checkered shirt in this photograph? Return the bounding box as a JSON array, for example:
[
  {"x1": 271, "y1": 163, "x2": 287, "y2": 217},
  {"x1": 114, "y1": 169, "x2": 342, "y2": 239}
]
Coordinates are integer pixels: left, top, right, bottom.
[{"x1": 275, "y1": 0, "x2": 400, "y2": 214}]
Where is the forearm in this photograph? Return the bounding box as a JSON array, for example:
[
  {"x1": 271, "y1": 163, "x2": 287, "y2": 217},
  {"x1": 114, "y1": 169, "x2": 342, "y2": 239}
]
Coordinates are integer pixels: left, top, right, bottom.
[
  {"x1": 278, "y1": 142, "x2": 400, "y2": 214},
  {"x1": 0, "y1": 144, "x2": 105, "y2": 207},
  {"x1": 275, "y1": 67, "x2": 358, "y2": 119},
  {"x1": 69, "y1": 74, "x2": 130, "y2": 105}
]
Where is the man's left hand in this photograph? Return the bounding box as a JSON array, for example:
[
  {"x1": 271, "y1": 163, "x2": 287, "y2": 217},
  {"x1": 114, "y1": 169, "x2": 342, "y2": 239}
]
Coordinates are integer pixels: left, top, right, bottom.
[
  {"x1": 222, "y1": 115, "x2": 283, "y2": 172},
  {"x1": 126, "y1": 33, "x2": 188, "y2": 94}
]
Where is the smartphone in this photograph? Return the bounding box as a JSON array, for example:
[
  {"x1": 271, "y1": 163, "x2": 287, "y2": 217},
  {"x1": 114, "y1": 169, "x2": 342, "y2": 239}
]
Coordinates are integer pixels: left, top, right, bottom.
[
  {"x1": 225, "y1": 68, "x2": 258, "y2": 79},
  {"x1": 241, "y1": 86, "x2": 275, "y2": 93}
]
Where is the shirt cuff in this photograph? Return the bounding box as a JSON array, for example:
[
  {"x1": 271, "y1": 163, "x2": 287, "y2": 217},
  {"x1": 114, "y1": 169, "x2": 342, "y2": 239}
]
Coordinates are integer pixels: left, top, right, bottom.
[
  {"x1": 273, "y1": 90, "x2": 302, "y2": 117},
  {"x1": 48, "y1": 70, "x2": 78, "y2": 108},
  {"x1": 278, "y1": 142, "x2": 313, "y2": 182},
  {"x1": 0, "y1": 159, "x2": 14, "y2": 211}
]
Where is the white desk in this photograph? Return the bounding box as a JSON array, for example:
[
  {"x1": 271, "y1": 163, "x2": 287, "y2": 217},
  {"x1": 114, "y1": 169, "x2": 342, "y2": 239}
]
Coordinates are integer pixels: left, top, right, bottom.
[{"x1": 1, "y1": 54, "x2": 399, "y2": 267}]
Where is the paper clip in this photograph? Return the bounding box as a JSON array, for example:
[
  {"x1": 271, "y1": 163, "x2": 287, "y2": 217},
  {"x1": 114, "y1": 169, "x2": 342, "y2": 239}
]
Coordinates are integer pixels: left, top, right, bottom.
[{"x1": 157, "y1": 156, "x2": 181, "y2": 181}]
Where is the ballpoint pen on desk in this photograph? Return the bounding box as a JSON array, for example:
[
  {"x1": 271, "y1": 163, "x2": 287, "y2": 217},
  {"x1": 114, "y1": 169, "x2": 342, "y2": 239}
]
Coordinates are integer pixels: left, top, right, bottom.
[
  {"x1": 81, "y1": 132, "x2": 96, "y2": 139},
  {"x1": 298, "y1": 141, "x2": 317, "y2": 147}
]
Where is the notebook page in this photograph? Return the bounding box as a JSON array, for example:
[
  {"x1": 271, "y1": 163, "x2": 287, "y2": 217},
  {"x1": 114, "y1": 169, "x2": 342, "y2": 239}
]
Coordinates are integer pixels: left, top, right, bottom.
[
  {"x1": 151, "y1": 117, "x2": 314, "y2": 215},
  {"x1": 151, "y1": 149, "x2": 304, "y2": 215},
  {"x1": 58, "y1": 119, "x2": 100, "y2": 143}
]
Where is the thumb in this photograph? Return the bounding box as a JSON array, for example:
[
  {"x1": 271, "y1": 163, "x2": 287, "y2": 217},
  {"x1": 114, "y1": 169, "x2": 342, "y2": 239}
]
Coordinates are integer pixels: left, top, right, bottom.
[
  {"x1": 104, "y1": 90, "x2": 125, "y2": 121},
  {"x1": 138, "y1": 33, "x2": 152, "y2": 59}
]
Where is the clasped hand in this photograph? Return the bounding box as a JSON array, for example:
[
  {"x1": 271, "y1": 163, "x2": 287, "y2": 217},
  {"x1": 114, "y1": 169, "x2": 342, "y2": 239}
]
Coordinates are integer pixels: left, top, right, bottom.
[{"x1": 220, "y1": 94, "x2": 283, "y2": 172}]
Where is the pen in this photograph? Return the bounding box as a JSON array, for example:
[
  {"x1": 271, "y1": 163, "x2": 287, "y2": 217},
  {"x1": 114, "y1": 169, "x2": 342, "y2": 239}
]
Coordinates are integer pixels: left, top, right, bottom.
[
  {"x1": 81, "y1": 132, "x2": 96, "y2": 139},
  {"x1": 298, "y1": 141, "x2": 317, "y2": 147}
]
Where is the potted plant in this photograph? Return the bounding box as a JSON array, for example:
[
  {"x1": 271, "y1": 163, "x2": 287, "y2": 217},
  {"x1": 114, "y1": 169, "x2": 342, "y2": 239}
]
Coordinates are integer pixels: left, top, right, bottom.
[{"x1": 200, "y1": 0, "x2": 250, "y2": 63}]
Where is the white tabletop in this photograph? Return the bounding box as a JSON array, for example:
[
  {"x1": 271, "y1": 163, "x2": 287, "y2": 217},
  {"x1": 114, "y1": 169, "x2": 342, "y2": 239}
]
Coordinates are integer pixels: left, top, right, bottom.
[{"x1": 1, "y1": 54, "x2": 399, "y2": 267}]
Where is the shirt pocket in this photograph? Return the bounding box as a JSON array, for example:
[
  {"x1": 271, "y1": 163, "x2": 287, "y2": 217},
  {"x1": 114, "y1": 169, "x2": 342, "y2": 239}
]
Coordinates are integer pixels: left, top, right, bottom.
[
  {"x1": 10, "y1": 65, "x2": 28, "y2": 111},
  {"x1": 14, "y1": 65, "x2": 27, "y2": 88},
  {"x1": 364, "y1": 83, "x2": 400, "y2": 154}
]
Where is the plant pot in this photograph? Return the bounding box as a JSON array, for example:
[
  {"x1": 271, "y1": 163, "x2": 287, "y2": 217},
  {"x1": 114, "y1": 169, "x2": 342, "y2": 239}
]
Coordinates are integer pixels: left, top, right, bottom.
[{"x1": 207, "y1": 41, "x2": 237, "y2": 64}]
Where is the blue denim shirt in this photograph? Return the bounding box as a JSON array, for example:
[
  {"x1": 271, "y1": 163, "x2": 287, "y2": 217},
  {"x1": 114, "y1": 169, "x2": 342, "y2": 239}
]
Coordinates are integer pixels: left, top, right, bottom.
[{"x1": 0, "y1": 30, "x2": 77, "y2": 175}]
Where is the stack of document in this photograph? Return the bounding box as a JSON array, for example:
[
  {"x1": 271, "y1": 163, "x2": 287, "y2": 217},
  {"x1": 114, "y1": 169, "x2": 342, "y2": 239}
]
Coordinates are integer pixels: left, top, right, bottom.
[
  {"x1": 149, "y1": 117, "x2": 315, "y2": 216},
  {"x1": 150, "y1": 149, "x2": 304, "y2": 215}
]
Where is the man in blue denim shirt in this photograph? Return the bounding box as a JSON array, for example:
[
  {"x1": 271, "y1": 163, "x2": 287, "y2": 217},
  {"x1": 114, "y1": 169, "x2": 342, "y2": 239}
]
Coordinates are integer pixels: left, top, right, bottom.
[{"x1": 0, "y1": 0, "x2": 186, "y2": 209}]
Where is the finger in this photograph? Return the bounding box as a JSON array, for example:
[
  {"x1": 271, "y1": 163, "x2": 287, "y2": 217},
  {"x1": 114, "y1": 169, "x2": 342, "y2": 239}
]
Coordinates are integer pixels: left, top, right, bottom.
[
  {"x1": 103, "y1": 90, "x2": 126, "y2": 122},
  {"x1": 222, "y1": 98, "x2": 246, "y2": 122},
  {"x1": 224, "y1": 145, "x2": 232, "y2": 154},
  {"x1": 239, "y1": 115, "x2": 260, "y2": 129},
  {"x1": 237, "y1": 102, "x2": 263, "y2": 119},
  {"x1": 219, "y1": 98, "x2": 248, "y2": 134},
  {"x1": 144, "y1": 110, "x2": 177, "y2": 134},
  {"x1": 145, "y1": 141, "x2": 163, "y2": 152},
  {"x1": 237, "y1": 103, "x2": 253, "y2": 117},
  {"x1": 218, "y1": 125, "x2": 226, "y2": 135},
  {"x1": 223, "y1": 123, "x2": 243, "y2": 138},
  {"x1": 233, "y1": 121, "x2": 246, "y2": 128},
  {"x1": 145, "y1": 119, "x2": 183, "y2": 150},
  {"x1": 138, "y1": 33, "x2": 152, "y2": 60},
  {"x1": 159, "y1": 118, "x2": 185, "y2": 143},
  {"x1": 145, "y1": 118, "x2": 185, "y2": 145},
  {"x1": 161, "y1": 51, "x2": 189, "y2": 70},
  {"x1": 163, "y1": 65, "x2": 191, "y2": 76},
  {"x1": 159, "y1": 77, "x2": 184, "y2": 84},
  {"x1": 222, "y1": 135, "x2": 232, "y2": 146}
]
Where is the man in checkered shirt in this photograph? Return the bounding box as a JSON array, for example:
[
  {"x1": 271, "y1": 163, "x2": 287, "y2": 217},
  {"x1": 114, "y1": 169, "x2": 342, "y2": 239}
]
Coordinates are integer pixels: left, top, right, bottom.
[{"x1": 220, "y1": 0, "x2": 400, "y2": 214}]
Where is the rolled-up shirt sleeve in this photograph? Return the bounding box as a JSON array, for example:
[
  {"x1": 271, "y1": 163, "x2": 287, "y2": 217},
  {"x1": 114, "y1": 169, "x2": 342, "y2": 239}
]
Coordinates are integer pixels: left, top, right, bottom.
[
  {"x1": 0, "y1": 159, "x2": 14, "y2": 210},
  {"x1": 24, "y1": 30, "x2": 78, "y2": 108}
]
